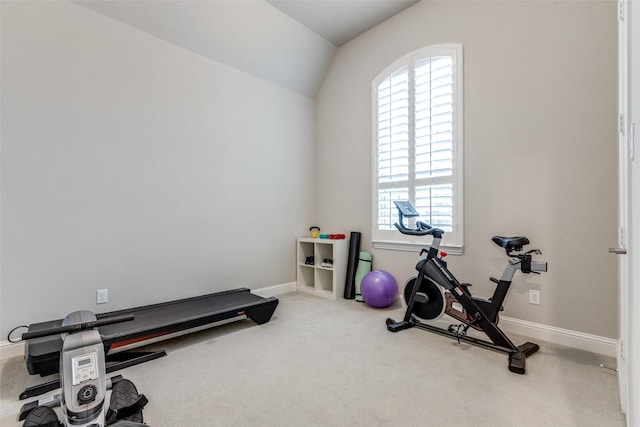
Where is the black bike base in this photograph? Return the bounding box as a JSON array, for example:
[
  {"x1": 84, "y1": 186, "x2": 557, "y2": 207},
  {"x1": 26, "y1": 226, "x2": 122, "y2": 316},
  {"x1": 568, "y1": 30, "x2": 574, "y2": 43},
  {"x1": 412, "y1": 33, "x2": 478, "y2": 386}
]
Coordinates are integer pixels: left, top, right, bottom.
[
  {"x1": 386, "y1": 319, "x2": 414, "y2": 333},
  {"x1": 508, "y1": 342, "x2": 540, "y2": 374},
  {"x1": 386, "y1": 317, "x2": 539, "y2": 374}
]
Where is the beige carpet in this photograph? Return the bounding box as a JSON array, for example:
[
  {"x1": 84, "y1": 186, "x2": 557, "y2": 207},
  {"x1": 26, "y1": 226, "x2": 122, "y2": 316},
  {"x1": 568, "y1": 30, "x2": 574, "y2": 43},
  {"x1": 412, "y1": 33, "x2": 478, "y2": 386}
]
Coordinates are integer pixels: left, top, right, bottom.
[{"x1": 0, "y1": 292, "x2": 625, "y2": 426}]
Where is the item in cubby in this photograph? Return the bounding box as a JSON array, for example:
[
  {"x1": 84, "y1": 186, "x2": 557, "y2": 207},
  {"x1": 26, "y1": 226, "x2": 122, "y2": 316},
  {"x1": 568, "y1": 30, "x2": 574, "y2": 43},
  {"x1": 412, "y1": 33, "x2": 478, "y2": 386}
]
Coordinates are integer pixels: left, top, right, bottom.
[{"x1": 305, "y1": 256, "x2": 314, "y2": 265}]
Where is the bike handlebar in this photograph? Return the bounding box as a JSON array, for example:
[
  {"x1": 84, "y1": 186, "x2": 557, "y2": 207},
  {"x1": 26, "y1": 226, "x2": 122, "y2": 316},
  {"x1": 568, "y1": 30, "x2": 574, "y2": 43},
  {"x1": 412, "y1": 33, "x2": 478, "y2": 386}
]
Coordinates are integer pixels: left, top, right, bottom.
[
  {"x1": 394, "y1": 221, "x2": 444, "y2": 238},
  {"x1": 22, "y1": 314, "x2": 135, "y2": 341}
]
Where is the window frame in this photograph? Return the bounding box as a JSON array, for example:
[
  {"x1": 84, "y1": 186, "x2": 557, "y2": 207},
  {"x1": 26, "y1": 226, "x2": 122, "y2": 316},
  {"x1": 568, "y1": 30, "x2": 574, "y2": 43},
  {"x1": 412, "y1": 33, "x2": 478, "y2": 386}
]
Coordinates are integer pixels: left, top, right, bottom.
[{"x1": 371, "y1": 44, "x2": 464, "y2": 254}]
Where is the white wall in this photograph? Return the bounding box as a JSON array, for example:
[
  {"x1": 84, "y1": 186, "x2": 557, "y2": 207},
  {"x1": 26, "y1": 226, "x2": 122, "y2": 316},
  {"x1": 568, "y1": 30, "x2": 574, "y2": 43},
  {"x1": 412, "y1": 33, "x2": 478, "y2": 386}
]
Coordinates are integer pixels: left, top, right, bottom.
[
  {"x1": 316, "y1": 0, "x2": 619, "y2": 338},
  {"x1": 0, "y1": 1, "x2": 315, "y2": 339}
]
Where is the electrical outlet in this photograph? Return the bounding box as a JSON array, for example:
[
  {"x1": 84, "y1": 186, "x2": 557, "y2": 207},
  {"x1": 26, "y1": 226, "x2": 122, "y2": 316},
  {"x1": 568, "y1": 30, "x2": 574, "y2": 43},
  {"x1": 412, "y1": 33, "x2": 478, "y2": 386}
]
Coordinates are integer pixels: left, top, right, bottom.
[
  {"x1": 96, "y1": 289, "x2": 108, "y2": 304},
  {"x1": 529, "y1": 289, "x2": 540, "y2": 305}
]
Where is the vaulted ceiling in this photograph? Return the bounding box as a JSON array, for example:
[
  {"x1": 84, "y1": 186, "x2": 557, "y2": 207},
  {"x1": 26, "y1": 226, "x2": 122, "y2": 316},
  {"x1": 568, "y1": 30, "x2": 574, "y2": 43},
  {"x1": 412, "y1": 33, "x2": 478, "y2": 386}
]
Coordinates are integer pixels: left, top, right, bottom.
[
  {"x1": 267, "y1": 0, "x2": 419, "y2": 46},
  {"x1": 74, "y1": 0, "x2": 418, "y2": 98}
]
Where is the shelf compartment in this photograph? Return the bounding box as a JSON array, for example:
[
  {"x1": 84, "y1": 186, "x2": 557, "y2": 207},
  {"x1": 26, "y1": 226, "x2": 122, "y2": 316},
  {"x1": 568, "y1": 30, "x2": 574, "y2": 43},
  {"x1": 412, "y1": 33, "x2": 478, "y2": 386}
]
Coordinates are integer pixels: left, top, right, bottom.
[
  {"x1": 315, "y1": 242, "x2": 333, "y2": 265},
  {"x1": 315, "y1": 268, "x2": 334, "y2": 292},
  {"x1": 298, "y1": 265, "x2": 315, "y2": 289},
  {"x1": 298, "y1": 241, "x2": 315, "y2": 266}
]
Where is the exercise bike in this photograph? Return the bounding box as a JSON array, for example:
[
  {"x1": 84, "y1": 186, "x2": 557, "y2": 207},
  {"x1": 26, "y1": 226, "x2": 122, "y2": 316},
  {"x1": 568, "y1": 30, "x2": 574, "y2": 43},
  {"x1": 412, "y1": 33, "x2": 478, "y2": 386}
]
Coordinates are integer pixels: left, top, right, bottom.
[
  {"x1": 386, "y1": 200, "x2": 548, "y2": 374},
  {"x1": 18, "y1": 311, "x2": 149, "y2": 426}
]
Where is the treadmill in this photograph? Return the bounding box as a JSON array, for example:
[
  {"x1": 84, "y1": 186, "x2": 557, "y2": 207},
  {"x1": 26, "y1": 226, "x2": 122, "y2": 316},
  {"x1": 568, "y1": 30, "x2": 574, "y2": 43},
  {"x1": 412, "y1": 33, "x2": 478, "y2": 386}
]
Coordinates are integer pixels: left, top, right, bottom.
[{"x1": 20, "y1": 288, "x2": 278, "y2": 399}]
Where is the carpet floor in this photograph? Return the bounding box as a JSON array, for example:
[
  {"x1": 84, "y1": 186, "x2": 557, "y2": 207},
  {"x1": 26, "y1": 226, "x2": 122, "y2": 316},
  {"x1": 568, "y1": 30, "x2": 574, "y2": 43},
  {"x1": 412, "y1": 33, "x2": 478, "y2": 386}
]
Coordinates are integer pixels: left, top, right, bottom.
[{"x1": 0, "y1": 292, "x2": 625, "y2": 426}]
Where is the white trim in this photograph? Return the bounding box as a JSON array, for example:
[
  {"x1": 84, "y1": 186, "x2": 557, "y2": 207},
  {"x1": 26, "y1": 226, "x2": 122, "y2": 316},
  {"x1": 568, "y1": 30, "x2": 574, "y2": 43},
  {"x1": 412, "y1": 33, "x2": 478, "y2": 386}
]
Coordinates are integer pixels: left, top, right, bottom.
[
  {"x1": 617, "y1": 0, "x2": 630, "y2": 417},
  {"x1": 0, "y1": 340, "x2": 24, "y2": 361},
  {"x1": 500, "y1": 316, "x2": 617, "y2": 358},
  {"x1": 0, "y1": 282, "x2": 297, "y2": 361},
  {"x1": 251, "y1": 281, "x2": 296, "y2": 298},
  {"x1": 1, "y1": 283, "x2": 615, "y2": 363},
  {"x1": 372, "y1": 240, "x2": 463, "y2": 255}
]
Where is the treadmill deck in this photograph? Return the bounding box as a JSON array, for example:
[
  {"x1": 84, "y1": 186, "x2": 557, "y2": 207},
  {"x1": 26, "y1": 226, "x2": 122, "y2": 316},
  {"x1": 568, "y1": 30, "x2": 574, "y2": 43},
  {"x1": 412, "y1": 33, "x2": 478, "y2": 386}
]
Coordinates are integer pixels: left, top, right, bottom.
[{"x1": 25, "y1": 288, "x2": 278, "y2": 376}]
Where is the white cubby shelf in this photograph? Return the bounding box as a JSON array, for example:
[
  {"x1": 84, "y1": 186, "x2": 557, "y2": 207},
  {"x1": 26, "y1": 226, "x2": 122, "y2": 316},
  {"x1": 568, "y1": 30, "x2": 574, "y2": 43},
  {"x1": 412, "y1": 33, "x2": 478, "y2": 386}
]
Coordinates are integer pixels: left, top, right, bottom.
[{"x1": 296, "y1": 237, "x2": 348, "y2": 300}]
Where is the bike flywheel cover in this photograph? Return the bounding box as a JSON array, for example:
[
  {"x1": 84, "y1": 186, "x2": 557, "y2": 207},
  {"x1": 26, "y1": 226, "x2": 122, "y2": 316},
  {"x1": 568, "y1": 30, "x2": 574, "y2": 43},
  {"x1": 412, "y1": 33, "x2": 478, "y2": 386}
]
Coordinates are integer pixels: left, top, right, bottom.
[{"x1": 403, "y1": 276, "x2": 446, "y2": 321}]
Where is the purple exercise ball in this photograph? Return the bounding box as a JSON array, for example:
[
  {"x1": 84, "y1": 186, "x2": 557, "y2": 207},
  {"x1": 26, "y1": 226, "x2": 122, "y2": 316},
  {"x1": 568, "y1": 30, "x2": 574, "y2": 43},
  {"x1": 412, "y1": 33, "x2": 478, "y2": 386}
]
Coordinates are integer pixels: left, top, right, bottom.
[{"x1": 361, "y1": 270, "x2": 398, "y2": 308}]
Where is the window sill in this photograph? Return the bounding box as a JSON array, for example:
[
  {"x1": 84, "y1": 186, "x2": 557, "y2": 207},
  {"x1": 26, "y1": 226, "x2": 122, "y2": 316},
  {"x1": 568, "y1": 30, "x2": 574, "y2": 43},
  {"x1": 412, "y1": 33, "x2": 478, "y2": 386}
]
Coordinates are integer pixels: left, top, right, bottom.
[{"x1": 372, "y1": 240, "x2": 464, "y2": 255}]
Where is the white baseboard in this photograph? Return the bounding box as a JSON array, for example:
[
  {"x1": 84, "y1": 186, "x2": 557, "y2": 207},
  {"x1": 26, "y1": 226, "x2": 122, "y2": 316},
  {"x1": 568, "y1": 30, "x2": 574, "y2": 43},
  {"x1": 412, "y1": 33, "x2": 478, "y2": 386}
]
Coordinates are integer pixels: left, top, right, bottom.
[
  {"x1": 500, "y1": 316, "x2": 618, "y2": 358},
  {"x1": 0, "y1": 340, "x2": 24, "y2": 361},
  {"x1": 0, "y1": 282, "x2": 297, "y2": 362},
  {"x1": 252, "y1": 281, "x2": 296, "y2": 298},
  {"x1": 0, "y1": 287, "x2": 616, "y2": 362}
]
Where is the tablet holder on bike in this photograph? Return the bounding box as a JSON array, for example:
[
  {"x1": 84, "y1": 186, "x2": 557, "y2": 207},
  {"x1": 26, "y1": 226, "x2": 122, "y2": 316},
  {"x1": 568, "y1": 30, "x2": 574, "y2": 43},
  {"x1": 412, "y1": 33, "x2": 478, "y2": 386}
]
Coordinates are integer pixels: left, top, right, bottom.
[{"x1": 393, "y1": 200, "x2": 444, "y2": 238}]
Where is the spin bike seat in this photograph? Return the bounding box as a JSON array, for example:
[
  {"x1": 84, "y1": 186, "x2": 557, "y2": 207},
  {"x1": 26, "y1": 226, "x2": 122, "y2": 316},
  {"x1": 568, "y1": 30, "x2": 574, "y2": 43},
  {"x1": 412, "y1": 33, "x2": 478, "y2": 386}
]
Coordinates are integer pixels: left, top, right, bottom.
[{"x1": 492, "y1": 236, "x2": 529, "y2": 251}]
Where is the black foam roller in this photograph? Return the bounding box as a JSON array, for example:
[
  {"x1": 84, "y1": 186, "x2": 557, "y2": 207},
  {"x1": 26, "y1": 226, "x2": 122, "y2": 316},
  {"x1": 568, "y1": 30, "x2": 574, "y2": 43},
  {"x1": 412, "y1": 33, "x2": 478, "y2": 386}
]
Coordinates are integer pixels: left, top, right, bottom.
[{"x1": 344, "y1": 231, "x2": 361, "y2": 299}]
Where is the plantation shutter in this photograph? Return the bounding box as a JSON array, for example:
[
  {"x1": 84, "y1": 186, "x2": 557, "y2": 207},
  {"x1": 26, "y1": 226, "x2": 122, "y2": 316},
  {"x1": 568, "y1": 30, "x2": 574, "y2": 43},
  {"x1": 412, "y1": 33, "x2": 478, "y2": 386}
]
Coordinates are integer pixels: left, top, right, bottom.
[
  {"x1": 413, "y1": 56, "x2": 454, "y2": 230},
  {"x1": 373, "y1": 44, "x2": 462, "y2": 250},
  {"x1": 376, "y1": 65, "x2": 410, "y2": 230}
]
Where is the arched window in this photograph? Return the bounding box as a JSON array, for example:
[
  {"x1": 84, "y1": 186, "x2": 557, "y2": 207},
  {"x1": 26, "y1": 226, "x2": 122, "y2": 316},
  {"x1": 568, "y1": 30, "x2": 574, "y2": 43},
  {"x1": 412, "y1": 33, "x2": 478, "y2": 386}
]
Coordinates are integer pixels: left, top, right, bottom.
[{"x1": 372, "y1": 44, "x2": 463, "y2": 252}]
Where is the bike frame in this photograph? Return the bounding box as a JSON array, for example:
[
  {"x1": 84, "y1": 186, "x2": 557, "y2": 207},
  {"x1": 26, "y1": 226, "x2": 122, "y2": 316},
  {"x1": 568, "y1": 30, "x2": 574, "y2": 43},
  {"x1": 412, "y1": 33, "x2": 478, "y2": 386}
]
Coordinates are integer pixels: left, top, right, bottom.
[{"x1": 387, "y1": 200, "x2": 547, "y2": 373}]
